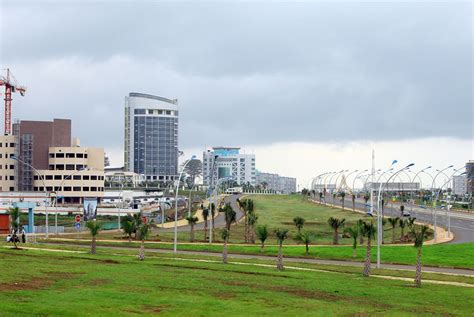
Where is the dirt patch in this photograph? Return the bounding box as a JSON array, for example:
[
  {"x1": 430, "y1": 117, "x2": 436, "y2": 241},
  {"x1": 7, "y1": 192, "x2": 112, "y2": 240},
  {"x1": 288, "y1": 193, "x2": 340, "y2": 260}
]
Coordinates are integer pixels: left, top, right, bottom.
[
  {"x1": 89, "y1": 278, "x2": 109, "y2": 286},
  {"x1": 141, "y1": 304, "x2": 170, "y2": 314},
  {"x1": 213, "y1": 291, "x2": 237, "y2": 300},
  {"x1": 0, "y1": 277, "x2": 51, "y2": 292}
]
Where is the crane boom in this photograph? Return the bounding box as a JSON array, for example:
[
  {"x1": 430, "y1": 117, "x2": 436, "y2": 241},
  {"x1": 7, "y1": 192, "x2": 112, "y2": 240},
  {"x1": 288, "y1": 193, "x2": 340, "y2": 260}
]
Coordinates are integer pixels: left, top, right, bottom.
[{"x1": 0, "y1": 68, "x2": 26, "y2": 135}]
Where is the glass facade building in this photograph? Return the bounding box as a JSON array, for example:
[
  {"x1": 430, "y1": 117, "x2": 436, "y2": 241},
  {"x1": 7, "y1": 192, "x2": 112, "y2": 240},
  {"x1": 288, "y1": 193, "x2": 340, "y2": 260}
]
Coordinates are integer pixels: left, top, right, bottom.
[{"x1": 124, "y1": 93, "x2": 178, "y2": 184}]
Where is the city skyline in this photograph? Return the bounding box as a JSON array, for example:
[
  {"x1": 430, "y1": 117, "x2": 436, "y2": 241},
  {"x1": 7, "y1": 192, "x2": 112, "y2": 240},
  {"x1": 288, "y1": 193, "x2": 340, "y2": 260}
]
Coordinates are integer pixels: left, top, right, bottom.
[{"x1": 1, "y1": 1, "x2": 472, "y2": 188}]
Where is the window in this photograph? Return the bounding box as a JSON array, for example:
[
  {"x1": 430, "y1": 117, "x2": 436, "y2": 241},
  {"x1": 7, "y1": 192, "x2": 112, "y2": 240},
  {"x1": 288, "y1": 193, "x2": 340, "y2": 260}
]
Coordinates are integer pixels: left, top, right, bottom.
[
  {"x1": 9, "y1": 187, "x2": 14, "y2": 191},
  {"x1": 73, "y1": 186, "x2": 81, "y2": 192},
  {"x1": 66, "y1": 164, "x2": 75, "y2": 170},
  {"x1": 83, "y1": 175, "x2": 90, "y2": 180},
  {"x1": 91, "y1": 187, "x2": 97, "y2": 191},
  {"x1": 56, "y1": 153, "x2": 64, "y2": 158},
  {"x1": 49, "y1": 165, "x2": 54, "y2": 170},
  {"x1": 83, "y1": 186, "x2": 90, "y2": 191},
  {"x1": 56, "y1": 165, "x2": 65, "y2": 170},
  {"x1": 54, "y1": 175, "x2": 62, "y2": 180},
  {"x1": 45, "y1": 175, "x2": 53, "y2": 180},
  {"x1": 166, "y1": 110, "x2": 171, "y2": 115},
  {"x1": 9, "y1": 143, "x2": 14, "y2": 147},
  {"x1": 63, "y1": 186, "x2": 72, "y2": 192},
  {"x1": 91, "y1": 175, "x2": 97, "y2": 180},
  {"x1": 84, "y1": 154, "x2": 88, "y2": 158},
  {"x1": 9, "y1": 165, "x2": 14, "y2": 170},
  {"x1": 148, "y1": 109, "x2": 153, "y2": 115},
  {"x1": 134, "y1": 109, "x2": 146, "y2": 115},
  {"x1": 76, "y1": 165, "x2": 84, "y2": 170},
  {"x1": 66, "y1": 153, "x2": 75, "y2": 158},
  {"x1": 34, "y1": 175, "x2": 39, "y2": 180},
  {"x1": 77, "y1": 153, "x2": 84, "y2": 158},
  {"x1": 9, "y1": 176, "x2": 14, "y2": 180},
  {"x1": 9, "y1": 154, "x2": 14, "y2": 158},
  {"x1": 49, "y1": 153, "x2": 54, "y2": 158},
  {"x1": 73, "y1": 175, "x2": 81, "y2": 180},
  {"x1": 46, "y1": 186, "x2": 53, "y2": 191}
]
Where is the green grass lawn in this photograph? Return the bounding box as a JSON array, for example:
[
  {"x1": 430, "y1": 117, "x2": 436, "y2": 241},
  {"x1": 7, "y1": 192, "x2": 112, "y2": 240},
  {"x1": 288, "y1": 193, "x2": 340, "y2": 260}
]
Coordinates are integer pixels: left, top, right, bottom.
[{"x1": 0, "y1": 247, "x2": 473, "y2": 316}]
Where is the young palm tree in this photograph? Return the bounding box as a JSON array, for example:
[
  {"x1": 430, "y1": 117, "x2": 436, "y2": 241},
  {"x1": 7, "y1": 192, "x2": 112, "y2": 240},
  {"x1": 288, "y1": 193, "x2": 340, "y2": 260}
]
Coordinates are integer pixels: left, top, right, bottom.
[
  {"x1": 361, "y1": 221, "x2": 376, "y2": 277},
  {"x1": 132, "y1": 213, "x2": 142, "y2": 238},
  {"x1": 185, "y1": 215, "x2": 199, "y2": 242},
  {"x1": 399, "y1": 218, "x2": 407, "y2": 242},
  {"x1": 137, "y1": 222, "x2": 151, "y2": 261},
  {"x1": 222, "y1": 203, "x2": 237, "y2": 231},
  {"x1": 122, "y1": 220, "x2": 136, "y2": 242},
  {"x1": 202, "y1": 208, "x2": 209, "y2": 241},
  {"x1": 293, "y1": 216, "x2": 306, "y2": 234},
  {"x1": 210, "y1": 203, "x2": 216, "y2": 240},
  {"x1": 352, "y1": 194, "x2": 356, "y2": 211},
  {"x1": 340, "y1": 191, "x2": 346, "y2": 210},
  {"x1": 274, "y1": 228, "x2": 289, "y2": 270},
  {"x1": 411, "y1": 225, "x2": 429, "y2": 287},
  {"x1": 8, "y1": 207, "x2": 21, "y2": 249},
  {"x1": 220, "y1": 228, "x2": 230, "y2": 264},
  {"x1": 357, "y1": 219, "x2": 365, "y2": 245},
  {"x1": 344, "y1": 226, "x2": 359, "y2": 258},
  {"x1": 295, "y1": 231, "x2": 314, "y2": 255},
  {"x1": 407, "y1": 217, "x2": 416, "y2": 228},
  {"x1": 85, "y1": 220, "x2": 102, "y2": 254},
  {"x1": 247, "y1": 210, "x2": 258, "y2": 244},
  {"x1": 387, "y1": 217, "x2": 399, "y2": 243},
  {"x1": 327, "y1": 217, "x2": 346, "y2": 245},
  {"x1": 256, "y1": 225, "x2": 269, "y2": 251}
]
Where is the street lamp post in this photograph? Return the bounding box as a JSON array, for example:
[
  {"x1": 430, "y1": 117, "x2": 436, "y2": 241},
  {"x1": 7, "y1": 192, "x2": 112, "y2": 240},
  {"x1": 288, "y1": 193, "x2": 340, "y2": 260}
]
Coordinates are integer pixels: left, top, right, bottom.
[
  {"x1": 173, "y1": 155, "x2": 196, "y2": 253},
  {"x1": 12, "y1": 155, "x2": 49, "y2": 238},
  {"x1": 431, "y1": 165, "x2": 453, "y2": 241}
]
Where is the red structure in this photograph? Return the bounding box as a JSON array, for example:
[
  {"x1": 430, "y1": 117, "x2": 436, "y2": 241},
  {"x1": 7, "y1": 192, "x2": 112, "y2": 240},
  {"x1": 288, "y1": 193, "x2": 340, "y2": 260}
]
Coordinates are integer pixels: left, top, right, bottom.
[
  {"x1": 0, "y1": 214, "x2": 10, "y2": 234},
  {"x1": 0, "y1": 68, "x2": 26, "y2": 135}
]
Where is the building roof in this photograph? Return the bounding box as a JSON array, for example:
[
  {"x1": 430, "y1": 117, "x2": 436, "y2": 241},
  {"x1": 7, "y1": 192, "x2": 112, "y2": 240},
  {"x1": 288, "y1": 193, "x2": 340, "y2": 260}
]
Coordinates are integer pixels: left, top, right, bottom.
[{"x1": 129, "y1": 92, "x2": 177, "y2": 105}]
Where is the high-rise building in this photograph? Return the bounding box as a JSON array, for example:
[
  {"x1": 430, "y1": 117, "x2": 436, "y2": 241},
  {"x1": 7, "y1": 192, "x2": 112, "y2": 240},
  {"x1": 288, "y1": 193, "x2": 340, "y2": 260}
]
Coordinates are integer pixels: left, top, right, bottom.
[
  {"x1": 466, "y1": 160, "x2": 474, "y2": 195},
  {"x1": 203, "y1": 147, "x2": 256, "y2": 186},
  {"x1": 453, "y1": 175, "x2": 468, "y2": 196},
  {"x1": 0, "y1": 135, "x2": 18, "y2": 192},
  {"x1": 124, "y1": 92, "x2": 179, "y2": 184}
]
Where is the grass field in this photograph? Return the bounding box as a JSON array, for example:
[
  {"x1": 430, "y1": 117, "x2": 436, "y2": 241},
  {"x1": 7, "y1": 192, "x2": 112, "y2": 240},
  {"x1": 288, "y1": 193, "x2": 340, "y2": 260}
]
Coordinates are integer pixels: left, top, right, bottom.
[{"x1": 0, "y1": 246, "x2": 473, "y2": 316}]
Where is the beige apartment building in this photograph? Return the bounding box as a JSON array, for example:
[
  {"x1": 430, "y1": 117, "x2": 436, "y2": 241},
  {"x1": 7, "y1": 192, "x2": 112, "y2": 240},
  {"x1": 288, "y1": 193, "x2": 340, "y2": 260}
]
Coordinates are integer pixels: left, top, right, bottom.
[
  {"x1": 33, "y1": 142, "x2": 105, "y2": 204},
  {"x1": 0, "y1": 135, "x2": 18, "y2": 192}
]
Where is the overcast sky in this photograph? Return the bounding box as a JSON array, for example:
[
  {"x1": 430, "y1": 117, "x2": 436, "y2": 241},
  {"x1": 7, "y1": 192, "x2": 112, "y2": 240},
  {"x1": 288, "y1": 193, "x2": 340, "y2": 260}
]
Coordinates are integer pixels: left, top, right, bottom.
[{"x1": 1, "y1": 0, "x2": 472, "y2": 187}]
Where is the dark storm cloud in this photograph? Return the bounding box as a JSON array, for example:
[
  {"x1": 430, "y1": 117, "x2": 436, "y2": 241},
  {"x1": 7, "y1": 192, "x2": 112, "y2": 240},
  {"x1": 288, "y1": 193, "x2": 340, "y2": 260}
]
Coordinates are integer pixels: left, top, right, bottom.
[{"x1": 0, "y1": 1, "x2": 472, "y2": 149}]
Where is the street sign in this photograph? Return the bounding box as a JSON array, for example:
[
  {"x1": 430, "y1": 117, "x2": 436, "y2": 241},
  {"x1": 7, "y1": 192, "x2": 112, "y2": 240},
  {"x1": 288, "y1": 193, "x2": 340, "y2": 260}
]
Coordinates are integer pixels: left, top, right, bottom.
[
  {"x1": 75, "y1": 222, "x2": 81, "y2": 230},
  {"x1": 75, "y1": 215, "x2": 81, "y2": 223}
]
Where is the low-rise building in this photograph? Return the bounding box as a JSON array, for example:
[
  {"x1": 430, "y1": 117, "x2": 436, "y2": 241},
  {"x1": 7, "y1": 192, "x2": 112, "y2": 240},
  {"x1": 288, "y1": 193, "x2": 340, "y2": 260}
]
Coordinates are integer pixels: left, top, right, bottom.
[
  {"x1": 105, "y1": 166, "x2": 146, "y2": 188},
  {"x1": 0, "y1": 135, "x2": 17, "y2": 192},
  {"x1": 256, "y1": 171, "x2": 297, "y2": 194},
  {"x1": 203, "y1": 147, "x2": 256, "y2": 186}
]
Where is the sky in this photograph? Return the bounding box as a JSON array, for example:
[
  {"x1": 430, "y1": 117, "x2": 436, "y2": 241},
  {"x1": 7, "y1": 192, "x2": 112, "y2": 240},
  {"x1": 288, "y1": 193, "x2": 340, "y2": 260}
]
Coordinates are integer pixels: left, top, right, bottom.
[{"x1": 1, "y1": 0, "x2": 472, "y2": 188}]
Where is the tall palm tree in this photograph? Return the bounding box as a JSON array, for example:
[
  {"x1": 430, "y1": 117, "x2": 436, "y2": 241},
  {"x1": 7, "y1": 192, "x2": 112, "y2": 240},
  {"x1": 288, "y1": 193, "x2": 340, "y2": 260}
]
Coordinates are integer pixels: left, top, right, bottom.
[
  {"x1": 411, "y1": 225, "x2": 429, "y2": 287},
  {"x1": 137, "y1": 222, "x2": 151, "y2": 261},
  {"x1": 132, "y1": 213, "x2": 142, "y2": 238},
  {"x1": 185, "y1": 215, "x2": 198, "y2": 242},
  {"x1": 220, "y1": 228, "x2": 230, "y2": 264},
  {"x1": 399, "y1": 218, "x2": 407, "y2": 242},
  {"x1": 352, "y1": 193, "x2": 356, "y2": 211},
  {"x1": 340, "y1": 191, "x2": 346, "y2": 210},
  {"x1": 122, "y1": 220, "x2": 136, "y2": 242},
  {"x1": 274, "y1": 228, "x2": 289, "y2": 270},
  {"x1": 210, "y1": 203, "x2": 216, "y2": 240},
  {"x1": 8, "y1": 207, "x2": 21, "y2": 249},
  {"x1": 256, "y1": 225, "x2": 268, "y2": 251},
  {"x1": 327, "y1": 217, "x2": 346, "y2": 245},
  {"x1": 293, "y1": 216, "x2": 306, "y2": 234},
  {"x1": 344, "y1": 226, "x2": 359, "y2": 258},
  {"x1": 202, "y1": 208, "x2": 209, "y2": 241},
  {"x1": 387, "y1": 217, "x2": 399, "y2": 243},
  {"x1": 295, "y1": 231, "x2": 314, "y2": 255},
  {"x1": 361, "y1": 221, "x2": 376, "y2": 277},
  {"x1": 86, "y1": 220, "x2": 102, "y2": 254}
]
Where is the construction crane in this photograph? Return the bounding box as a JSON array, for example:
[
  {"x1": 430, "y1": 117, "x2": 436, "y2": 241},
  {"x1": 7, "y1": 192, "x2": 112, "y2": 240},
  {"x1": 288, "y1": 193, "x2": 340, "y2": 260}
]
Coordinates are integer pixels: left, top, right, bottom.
[{"x1": 0, "y1": 68, "x2": 26, "y2": 135}]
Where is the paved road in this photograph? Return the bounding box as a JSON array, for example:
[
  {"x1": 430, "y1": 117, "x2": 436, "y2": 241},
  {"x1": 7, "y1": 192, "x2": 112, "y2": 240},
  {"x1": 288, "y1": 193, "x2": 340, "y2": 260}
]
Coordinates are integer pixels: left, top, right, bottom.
[
  {"x1": 161, "y1": 194, "x2": 243, "y2": 233},
  {"x1": 40, "y1": 242, "x2": 474, "y2": 276},
  {"x1": 317, "y1": 197, "x2": 474, "y2": 244}
]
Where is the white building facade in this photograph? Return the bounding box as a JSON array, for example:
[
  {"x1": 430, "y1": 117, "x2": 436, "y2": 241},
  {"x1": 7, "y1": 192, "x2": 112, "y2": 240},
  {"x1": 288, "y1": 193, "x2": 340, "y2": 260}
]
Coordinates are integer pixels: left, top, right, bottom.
[
  {"x1": 453, "y1": 175, "x2": 468, "y2": 196},
  {"x1": 124, "y1": 92, "x2": 179, "y2": 184},
  {"x1": 203, "y1": 147, "x2": 256, "y2": 186},
  {"x1": 256, "y1": 171, "x2": 297, "y2": 194}
]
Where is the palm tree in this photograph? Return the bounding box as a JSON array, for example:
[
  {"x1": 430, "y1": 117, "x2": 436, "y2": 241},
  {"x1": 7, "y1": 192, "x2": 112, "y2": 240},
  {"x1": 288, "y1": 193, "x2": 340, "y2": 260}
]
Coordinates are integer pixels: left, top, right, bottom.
[
  {"x1": 210, "y1": 203, "x2": 216, "y2": 240},
  {"x1": 344, "y1": 226, "x2": 359, "y2": 258},
  {"x1": 247, "y1": 210, "x2": 258, "y2": 243},
  {"x1": 387, "y1": 217, "x2": 399, "y2": 243},
  {"x1": 407, "y1": 217, "x2": 416, "y2": 228},
  {"x1": 243, "y1": 199, "x2": 255, "y2": 243},
  {"x1": 352, "y1": 193, "x2": 356, "y2": 211},
  {"x1": 185, "y1": 215, "x2": 199, "y2": 242},
  {"x1": 122, "y1": 220, "x2": 136, "y2": 242},
  {"x1": 399, "y1": 218, "x2": 407, "y2": 242},
  {"x1": 411, "y1": 225, "x2": 429, "y2": 287},
  {"x1": 340, "y1": 191, "x2": 346, "y2": 210},
  {"x1": 222, "y1": 203, "x2": 236, "y2": 231},
  {"x1": 86, "y1": 220, "x2": 102, "y2": 254},
  {"x1": 137, "y1": 222, "x2": 151, "y2": 261},
  {"x1": 274, "y1": 228, "x2": 289, "y2": 270},
  {"x1": 327, "y1": 217, "x2": 346, "y2": 245},
  {"x1": 361, "y1": 221, "x2": 376, "y2": 277},
  {"x1": 295, "y1": 231, "x2": 314, "y2": 255},
  {"x1": 293, "y1": 216, "x2": 306, "y2": 234},
  {"x1": 202, "y1": 208, "x2": 209, "y2": 241},
  {"x1": 220, "y1": 228, "x2": 230, "y2": 264},
  {"x1": 8, "y1": 207, "x2": 21, "y2": 249},
  {"x1": 132, "y1": 213, "x2": 142, "y2": 238},
  {"x1": 357, "y1": 219, "x2": 365, "y2": 245},
  {"x1": 256, "y1": 225, "x2": 268, "y2": 251}
]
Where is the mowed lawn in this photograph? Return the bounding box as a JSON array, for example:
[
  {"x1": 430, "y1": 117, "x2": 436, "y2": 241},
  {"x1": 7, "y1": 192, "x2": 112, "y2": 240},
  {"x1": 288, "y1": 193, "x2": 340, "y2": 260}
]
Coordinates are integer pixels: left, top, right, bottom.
[{"x1": 0, "y1": 248, "x2": 473, "y2": 316}]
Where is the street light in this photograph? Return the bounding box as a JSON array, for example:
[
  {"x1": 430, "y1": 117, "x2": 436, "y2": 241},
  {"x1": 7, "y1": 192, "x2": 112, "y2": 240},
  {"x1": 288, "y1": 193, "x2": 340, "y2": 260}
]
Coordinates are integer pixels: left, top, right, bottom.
[
  {"x1": 12, "y1": 155, "x2": 49, "y2": 238},
  {"x1": 55, "y1": 167, "x2": 89, "y2": 234},
  {"x1": 173, "y1": 155, "x2": 196, "y2": 253},
  {"x1": 431, "y1": 165, "x2": 453, "y2": 241},
  {"x1": 328, "y1": 170, "x2": 346, "y2": 206}
]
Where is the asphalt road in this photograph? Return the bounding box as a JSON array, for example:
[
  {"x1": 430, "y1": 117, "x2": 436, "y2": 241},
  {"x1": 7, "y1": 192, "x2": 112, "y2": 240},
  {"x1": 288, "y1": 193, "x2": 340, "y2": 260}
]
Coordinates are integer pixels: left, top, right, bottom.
[
  {"x1": 162, "y1": 194, "x2": 243, "y2": 233},
  {"x1": 317, "y1": 197, "x2": 474, "y2": 244}
]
